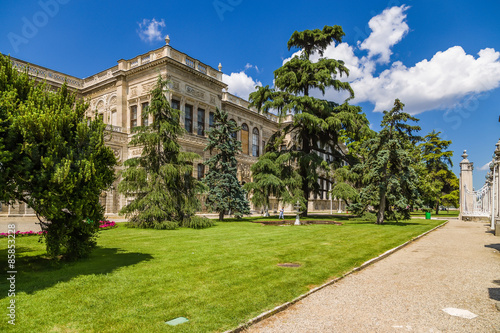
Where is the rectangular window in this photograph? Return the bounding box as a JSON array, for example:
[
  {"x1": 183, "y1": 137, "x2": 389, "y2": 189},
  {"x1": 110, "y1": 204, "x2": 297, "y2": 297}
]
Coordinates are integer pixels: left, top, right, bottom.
[
  {"x1": 185, "y1": 104, "x2": 193, "y2": 133},
  {"x1": 197, "y1": 108, "x2": 205, "y2": 136},
  {"x1": 141, "y1": 102, "x2": 149, "y2": 126},
  {"x1": 209, "y1": 112, "x2": 215, "y2": 129},
  {"x1": 130, "y1": 105, "x2": 137, "y2": 129},
  {"x1": 197, "y1": 164, "x2": 205, "y2": 180},
  {"x1": 171, "y1": 99, "x2": 180, "y2": 110}
]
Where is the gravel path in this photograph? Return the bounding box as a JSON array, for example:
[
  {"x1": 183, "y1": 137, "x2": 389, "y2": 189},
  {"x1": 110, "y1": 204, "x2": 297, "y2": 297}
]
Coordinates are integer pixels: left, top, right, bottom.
[{"x1": 246, "y1": 218, "x2": 500, "y2": 333}]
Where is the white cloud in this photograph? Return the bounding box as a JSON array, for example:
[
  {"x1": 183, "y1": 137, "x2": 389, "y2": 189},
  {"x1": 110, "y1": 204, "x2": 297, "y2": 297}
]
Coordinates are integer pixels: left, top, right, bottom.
[
  {"x1": 137, "y1": 18, "x2": 166, "y2": 43},
  {"x1": 478, "y1": 162, "x2": 492, "y2": 171},
  {"x1": 351, "y1": 46, "x2": 500, "y2": 114},
  {"x1": 359, "y1": 5, "x2": 410, "y2": 64},
  {"x1": 222, "y1": 71, "x2": 262, "y2": 100}
]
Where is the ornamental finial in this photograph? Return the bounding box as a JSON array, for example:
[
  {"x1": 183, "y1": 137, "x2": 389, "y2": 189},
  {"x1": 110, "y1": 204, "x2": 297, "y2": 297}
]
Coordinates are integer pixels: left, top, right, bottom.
[{"x1": 165, "y1": 35, "x2": 170, "y2": 45}]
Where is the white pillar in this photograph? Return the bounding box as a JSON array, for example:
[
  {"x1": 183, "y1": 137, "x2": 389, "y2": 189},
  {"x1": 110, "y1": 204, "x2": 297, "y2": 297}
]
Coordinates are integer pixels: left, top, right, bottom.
[{"x1": 459, "y1": 150, "x2": 474, "y2": 219}]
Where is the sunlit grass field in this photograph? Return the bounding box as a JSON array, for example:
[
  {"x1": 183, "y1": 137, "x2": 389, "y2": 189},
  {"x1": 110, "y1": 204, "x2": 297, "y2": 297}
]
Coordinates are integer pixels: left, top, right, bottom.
[{"x1": 0, "y1": 217, "x2": 445, "y2": 332}]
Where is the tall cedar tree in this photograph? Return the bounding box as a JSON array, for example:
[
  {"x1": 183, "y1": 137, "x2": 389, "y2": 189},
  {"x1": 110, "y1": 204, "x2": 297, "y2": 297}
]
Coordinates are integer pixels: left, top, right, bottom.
[
  {"x1": 119, "y1": 76, "x2": 203, "y2": 229},
  {"x1": 0, "y1": 54, "x2": 116, "y2": 259},
  {"x1": 249, "y1": 26, "x2": 370, "y2": 216},
  {"x1": 419, "y1": 131, "x2": 458, "y2": 213},
  {"x1": 243, "y1": 150, "x2": 303, "y2": 216},
  {"x1": 356, "y1": 99, "x2": 421, "y2": 224},
  {"x1": 203, "y1": 108, "x2": 250, "y2": 221}
]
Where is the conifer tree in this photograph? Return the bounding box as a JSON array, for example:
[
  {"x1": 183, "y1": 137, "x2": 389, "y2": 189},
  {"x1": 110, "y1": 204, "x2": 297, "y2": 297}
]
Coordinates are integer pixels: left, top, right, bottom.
[
  {"x1": 0, "y1": 53, "x2": 116, "y2": 259},
  {"x1": 249, "y1": 26, "x2": 370, "y2": 216},
  {"x1": 243, "y1": 150, "x2": 303, "y2": 217},
  {"x1": 354, "y1": 99, "x2": 421, "y2": 224},
  {"x1": 203, "y1": 108, "x2": 250, "y2": 221},
  {"x1": 119, "y1": 75, "x2": 203, "y2": 229},
  {"x1": 418, "y1": 131, "x2": 458, "y2": 213}
]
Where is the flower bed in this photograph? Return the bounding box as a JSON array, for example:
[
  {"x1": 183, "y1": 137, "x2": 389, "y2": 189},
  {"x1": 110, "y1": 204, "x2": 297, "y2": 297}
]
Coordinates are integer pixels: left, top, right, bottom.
[
  {"x1": 0, "y1": 230, "x2": 47, "y2": 237},
  {"x1": 99, "y1": 221, "x2": 117, "y2": 230},
  {"x1": 0, "y1": 221, "x2": 117, "y2": 238}
]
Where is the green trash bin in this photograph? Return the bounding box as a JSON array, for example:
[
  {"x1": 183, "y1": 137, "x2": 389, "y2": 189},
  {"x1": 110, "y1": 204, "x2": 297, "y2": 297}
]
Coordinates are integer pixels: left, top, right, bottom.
[{"x1": 425, "y1": 212, "x2": 431, "y2": 219}]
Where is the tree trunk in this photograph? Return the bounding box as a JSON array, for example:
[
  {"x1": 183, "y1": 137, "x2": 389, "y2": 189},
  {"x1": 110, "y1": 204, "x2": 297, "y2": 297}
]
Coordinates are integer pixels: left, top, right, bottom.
[
  {"x1": 435, "y1": 200, "x2": 439, "y2": 215},
  {"x1": 300, "y1": 134, "x2": 311, "y2": 217},
  {"x1": 377, "y1": 189, "x2": 387, "y2": 224},
  {"x1": 219, "y1": 211, "x2": 224, "y2": 221}
]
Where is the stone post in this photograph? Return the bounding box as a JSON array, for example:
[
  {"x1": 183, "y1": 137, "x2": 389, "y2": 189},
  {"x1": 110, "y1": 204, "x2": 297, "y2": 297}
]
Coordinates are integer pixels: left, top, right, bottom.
[{"x1": 459, "y1": 150, "x2": 474, "y2": 219}]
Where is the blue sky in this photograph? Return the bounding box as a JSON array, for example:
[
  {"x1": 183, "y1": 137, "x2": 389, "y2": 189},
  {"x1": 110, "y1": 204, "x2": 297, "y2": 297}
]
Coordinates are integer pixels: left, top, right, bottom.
[{"x1": 1, "y1": 0, "x2": 500, "y2": 188}]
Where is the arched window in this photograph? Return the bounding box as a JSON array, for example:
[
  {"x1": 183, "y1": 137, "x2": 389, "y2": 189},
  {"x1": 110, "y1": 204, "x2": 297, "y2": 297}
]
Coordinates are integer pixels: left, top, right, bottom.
[
  {"x1": 241, "y1": 123, "x2": 249, "y2": 155},
  {"x1": 252, "y1": 128, "x2": 259, "y2": 157}
]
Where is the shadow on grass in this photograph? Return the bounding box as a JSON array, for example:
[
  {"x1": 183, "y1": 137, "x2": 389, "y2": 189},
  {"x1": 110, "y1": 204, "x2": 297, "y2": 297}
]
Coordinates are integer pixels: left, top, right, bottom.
[{"x1": 0, "y1": 247, "x2": 153, "y2": 297}]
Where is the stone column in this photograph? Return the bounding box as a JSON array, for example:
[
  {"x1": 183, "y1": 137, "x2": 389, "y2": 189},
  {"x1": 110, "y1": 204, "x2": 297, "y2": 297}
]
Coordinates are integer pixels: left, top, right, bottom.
[
  {"x1": 459, "y1": 150, "x2": 474, "y2": 219},
  {"x1": 115, "y1": 78, "x2": 127, "y2": 131},
  {"x1": 494, "y1": 141, "x2": 500, "y2": 230}
]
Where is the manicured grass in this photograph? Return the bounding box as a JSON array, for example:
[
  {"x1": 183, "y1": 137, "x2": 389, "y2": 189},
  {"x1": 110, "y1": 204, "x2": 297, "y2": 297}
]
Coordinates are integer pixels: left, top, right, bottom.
[
  {"x1": 0, "y1": 218, "x2": 444, "y2": 332},
  {"x1": 411, "y1": 210, "x2": 459, "y2": 218}
]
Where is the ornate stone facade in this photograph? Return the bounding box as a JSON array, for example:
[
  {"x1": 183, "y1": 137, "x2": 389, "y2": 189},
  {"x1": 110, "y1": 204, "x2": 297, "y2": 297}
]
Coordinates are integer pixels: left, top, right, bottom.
[{"x1": 3, "y1": 40, "x2": 339, "y2": 216}]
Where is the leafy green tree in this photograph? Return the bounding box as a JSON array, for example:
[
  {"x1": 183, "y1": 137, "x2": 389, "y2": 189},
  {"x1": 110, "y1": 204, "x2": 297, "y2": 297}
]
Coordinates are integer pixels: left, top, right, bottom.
[
  {"x1": 119, "y1": 76, "x2": 204, "y2": 229},
  {"x1": 243, "y1": 150, "x2": 303, "y2": 217},
  {"x1": 354, "y1": 99, "x2": 421, "y2": 224},
  {"x1": 0, "y1": 54, "x2": 116, "y2": 259},
  {"x1": 249, "y1": 26, "x2": 370, "y2": 216},
  {"x1": 418, "y1": 131, "x2": 458, "y2": 213},
  {"x1": 203, "y1": 108, "x2": 250, "y2": 221}
]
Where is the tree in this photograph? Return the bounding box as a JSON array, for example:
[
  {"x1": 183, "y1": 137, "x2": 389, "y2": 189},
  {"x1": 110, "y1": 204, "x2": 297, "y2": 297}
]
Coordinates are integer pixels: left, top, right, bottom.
[
  {"x1": 418, "y1": 131, "x2": 458, "y2": 213},
  {"x1": 119, "y1": 75, "x2": 204, "y2": 229},
  {"x1": 355, "y1": 99, "x2": 421, "y2": 224},
  {"x1": 0, "y1": 53, "x2": 116, "y2": 259},
  {"x1": 203, "y1": 108, "x2": 250, "y2": 221},
  {"x1": 249, "y1": 26, "x2": 370, "y2": 216},
  {"x1": 243, "y1": 150, "x2": 303, "y2": 217}
]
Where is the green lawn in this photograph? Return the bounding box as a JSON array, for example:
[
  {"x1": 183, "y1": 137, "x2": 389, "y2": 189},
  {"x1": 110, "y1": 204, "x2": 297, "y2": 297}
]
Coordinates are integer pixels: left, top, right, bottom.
[
  {"x1": 411, "y1": 210, "x2": 459, "y2": 218},
  {"x1": 0, "y1": 218, "x2": 444, "y2": 332}
]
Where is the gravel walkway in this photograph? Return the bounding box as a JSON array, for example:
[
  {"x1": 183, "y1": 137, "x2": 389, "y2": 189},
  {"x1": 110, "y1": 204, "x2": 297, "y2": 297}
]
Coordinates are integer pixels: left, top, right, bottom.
[{"x1": 246, "y1": 218, "x2": 500, "y2": 333}]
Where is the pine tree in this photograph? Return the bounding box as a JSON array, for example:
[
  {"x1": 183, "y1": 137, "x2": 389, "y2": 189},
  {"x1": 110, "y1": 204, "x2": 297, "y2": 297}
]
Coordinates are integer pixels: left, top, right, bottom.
[
  {"x1": 0, "y1": 53, "x2": 116, "y2": 259},
  {"x1": 249, "y1": 26, "x2": 370, "y2": 216},
  {"x1": 203, "y1": 108, "x2": 250, "y2": 221},
  {"x1": 119, "y1": 75, "x2": 203, "y2": 229},
  {"x1": 418, "y1": 131, "x2": 458, "y2": 213},
  {"x1": 243, "y1": 150, "x2": 303, "y2": 217},
  {"x1": 356, "y1": 99, "x2": 421, "y2": 224}
]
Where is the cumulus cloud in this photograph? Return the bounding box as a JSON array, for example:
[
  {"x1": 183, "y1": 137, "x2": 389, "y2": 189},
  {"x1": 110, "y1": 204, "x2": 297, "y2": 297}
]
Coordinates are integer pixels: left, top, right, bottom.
[
  {"x1": 225, "y1": 4, "x2": 500, "y2": 116},
  {"x1": 478, "y1": 162, "x2": 492, "y2": 171},
  {"x1": 222, "y1": 71, "x2": 262, "y2": 100},
  {"x1": 352, "y1": 47, "x2": 500, "y2": 114},
  {"x1": 137, "y1": 18, "x2": 166, "y2": 43},
  {"x1": 359, "y1": 5, "x2": 410, "y2": 64},
  {"x1": 315, "y1": 5, "x2": 500, "y2": 114}
]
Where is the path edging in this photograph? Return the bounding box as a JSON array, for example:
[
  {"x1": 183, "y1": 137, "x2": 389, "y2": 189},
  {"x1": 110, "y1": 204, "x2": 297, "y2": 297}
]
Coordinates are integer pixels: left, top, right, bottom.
[{"x1": 225, "y1": 220, "x2": 449, "y2": 333}]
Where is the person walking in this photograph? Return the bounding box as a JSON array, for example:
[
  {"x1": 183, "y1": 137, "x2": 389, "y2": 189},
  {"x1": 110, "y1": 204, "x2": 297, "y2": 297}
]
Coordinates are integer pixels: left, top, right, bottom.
[{"x1": 279, "y1": 207, "x2": 284, "y2": 219}]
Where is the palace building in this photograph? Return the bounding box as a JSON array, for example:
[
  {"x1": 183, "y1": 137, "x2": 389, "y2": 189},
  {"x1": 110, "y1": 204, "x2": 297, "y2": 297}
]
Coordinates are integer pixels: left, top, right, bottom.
[{"x1": 1, "y1": 37, "x2": 343, "y2": 217}]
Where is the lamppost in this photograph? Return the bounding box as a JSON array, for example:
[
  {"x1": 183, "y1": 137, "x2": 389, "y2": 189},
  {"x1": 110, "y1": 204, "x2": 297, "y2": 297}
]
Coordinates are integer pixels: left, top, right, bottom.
[{"x1": 294, "y1": 201, "x2": 301, "y2": 225}]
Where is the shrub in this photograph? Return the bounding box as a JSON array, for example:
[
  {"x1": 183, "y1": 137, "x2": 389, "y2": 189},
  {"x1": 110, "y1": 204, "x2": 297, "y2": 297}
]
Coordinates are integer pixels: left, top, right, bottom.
[{"x1": 181, "y1": 216, "x2": 215, "y2": 229}]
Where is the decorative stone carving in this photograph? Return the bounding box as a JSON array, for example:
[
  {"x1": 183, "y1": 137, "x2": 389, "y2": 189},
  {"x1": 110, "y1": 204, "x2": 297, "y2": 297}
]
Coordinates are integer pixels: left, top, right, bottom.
[
  {"x1": 130, "y1": 87, "x2": 137, "y2": 97},
  {"x1": 185, "y1": 85, "x2": 205, "y2": 100},
  {"x1": 109, "y1": 96, "x2": 117, "y2": 106}
]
